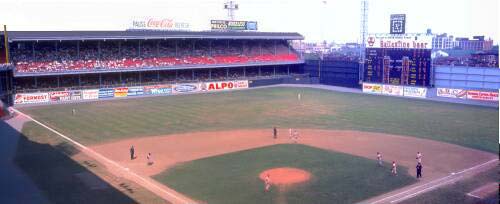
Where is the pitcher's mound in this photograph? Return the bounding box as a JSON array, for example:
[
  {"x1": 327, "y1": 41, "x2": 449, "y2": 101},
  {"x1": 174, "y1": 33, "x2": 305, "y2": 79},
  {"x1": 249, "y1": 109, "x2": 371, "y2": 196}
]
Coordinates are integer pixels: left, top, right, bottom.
[{"x1": 259, "y1": 167, "x2": 311, "y2": 185}]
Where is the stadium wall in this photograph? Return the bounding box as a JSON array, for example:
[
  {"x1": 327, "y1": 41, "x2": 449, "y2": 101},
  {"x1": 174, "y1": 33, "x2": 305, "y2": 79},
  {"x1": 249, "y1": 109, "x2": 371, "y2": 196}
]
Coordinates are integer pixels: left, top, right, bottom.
[
  {"x1": 434, "y1": 66, "x2": 500, "y2": 90},
  {"x1": 304, "y1": 60, "x2": 360, "y2": 88}
]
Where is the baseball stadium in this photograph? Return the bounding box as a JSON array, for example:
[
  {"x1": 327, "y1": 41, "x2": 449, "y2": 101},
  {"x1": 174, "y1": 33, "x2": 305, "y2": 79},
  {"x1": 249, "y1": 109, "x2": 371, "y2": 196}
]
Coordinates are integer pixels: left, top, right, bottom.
[{"x1": 0, "y1": 3, "x2": 499, "y2": 204}]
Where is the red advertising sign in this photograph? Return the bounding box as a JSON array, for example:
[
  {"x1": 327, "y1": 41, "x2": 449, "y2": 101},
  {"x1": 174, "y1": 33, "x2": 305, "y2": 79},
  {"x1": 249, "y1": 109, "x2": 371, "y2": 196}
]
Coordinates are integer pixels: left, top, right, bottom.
[
  {"x1": 201, "y1": 80, "x2": 249, "y2": 92},
  {"x1": 14, "y1": 93, "x2": 49, "y2": 104},
  {"x1": 466, "y1": 91, "x2": 499, "y2": 101},
  {"x1": 49, "y1": 91, "x2": 71, "y2": 102}
]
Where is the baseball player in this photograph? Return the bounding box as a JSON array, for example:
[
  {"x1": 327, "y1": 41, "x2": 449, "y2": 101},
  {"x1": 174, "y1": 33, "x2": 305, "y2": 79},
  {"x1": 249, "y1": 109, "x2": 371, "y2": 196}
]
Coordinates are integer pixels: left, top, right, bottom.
[
  {"x1": 416, "y1": 162, "x2": 423, "y2": 179},
  {"x1": 416, "y1": 152, "x2": 422, "y2": 163},
  {"x1": 72, "y1": 108, "x2": 76, "y2": 116},
  {"x1": 130, "y1": 145, "x2": 135, "y2": 160},
  {"x1": 264, "y1": 174, "x2": 271, "y2": 192},
  {"x1": 289, "y1": 128, "x2": 293, "y2": 140},
  {"x1": 273, "y1": 127, "x2": 278, "y2": 139},
  {"x1": 391, "y1": 161, "x2": 397, "y2": 175},
  {"x1": 376, "y1": 152, "x2": 382, "y2": 166},
  {"x1": 147, "y1": 152, "x2": 153, "y2": 165}
]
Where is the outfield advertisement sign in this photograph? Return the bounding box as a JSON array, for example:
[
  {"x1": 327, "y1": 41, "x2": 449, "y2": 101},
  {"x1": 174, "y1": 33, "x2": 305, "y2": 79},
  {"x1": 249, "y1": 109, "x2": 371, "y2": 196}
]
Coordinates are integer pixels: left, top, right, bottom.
[
  {"x1": 144, "y1": 85, "x2": 172, "y2": 95},
  {"x1": 127, "y1": 87, "x2": 144, "y2": 96},
  {"x1": 13, "y1": 80, "x2": 242, "y2": 105},
  {"x1": 172, "y1": 83, "x2": 199, "y2": 94},
  {"x1": 49, "y1": 91, "x2": 71, "y2": 102},
  {"x1": 114, "y1": 87, "x2": 129, "y2": 97},
  {"x1": 71, "y1": 91, "x2": 82, "y2": 101},
  {"x1": 382, "y1": 85, "x2": 404, "y2": 96},
  {"x1": 14, "y1": 93, "x2": 49, "y2": 104},
  {"x1": 362, "y1": 83, "x2": 383, "y2": 94},
  {"x1": 437, "y1": 88, "x2": 467, "y2": 99},
  {"x1": 403, "y1": 87, "x2": 427, "y2": 98},
  {"x1": 362, "y1": 83, "x2": 427, "y2": 98},
  {"x1": 99, "y1": 88, "x2": 115, "y2": 99},
  {"x1": 466, "y1": 90, "x2": 499, "y2": 101},
  {"x1": 82, "y1": 89, "x2": 99, "y2": 100},
  {"x1": 201, "y1": 80, "x2": 249, "y2": 92}
]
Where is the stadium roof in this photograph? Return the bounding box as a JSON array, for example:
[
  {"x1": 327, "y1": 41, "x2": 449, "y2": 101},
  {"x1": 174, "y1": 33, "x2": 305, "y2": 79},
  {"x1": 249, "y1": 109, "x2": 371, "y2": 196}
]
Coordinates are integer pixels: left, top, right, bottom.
[{"x1": 3, "y1": 30, "x2": 304, "y2": 41}]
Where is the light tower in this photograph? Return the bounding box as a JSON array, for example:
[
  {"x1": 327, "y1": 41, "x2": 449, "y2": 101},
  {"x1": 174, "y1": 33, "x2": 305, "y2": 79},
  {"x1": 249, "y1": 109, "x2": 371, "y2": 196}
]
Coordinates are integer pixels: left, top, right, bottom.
[
  {"x1": 224, "y1": 1, "x2": 239, "y2": 21},
  {"x1": 359, "y1": 0, "x2": 368, "y2": 82}
]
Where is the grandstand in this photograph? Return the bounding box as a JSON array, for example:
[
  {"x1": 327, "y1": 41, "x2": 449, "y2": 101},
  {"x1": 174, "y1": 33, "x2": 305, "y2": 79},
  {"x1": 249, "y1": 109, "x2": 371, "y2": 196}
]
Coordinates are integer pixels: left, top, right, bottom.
[{"x1": 0, "y1": 30, "x2": 306, "y2": 103}]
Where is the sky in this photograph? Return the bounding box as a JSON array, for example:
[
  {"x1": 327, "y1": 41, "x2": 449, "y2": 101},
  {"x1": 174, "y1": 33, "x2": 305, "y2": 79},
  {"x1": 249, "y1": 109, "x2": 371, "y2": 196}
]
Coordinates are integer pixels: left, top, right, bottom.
[{"x1": 0, "y1": 0, "x2": 498, "y2": 43}]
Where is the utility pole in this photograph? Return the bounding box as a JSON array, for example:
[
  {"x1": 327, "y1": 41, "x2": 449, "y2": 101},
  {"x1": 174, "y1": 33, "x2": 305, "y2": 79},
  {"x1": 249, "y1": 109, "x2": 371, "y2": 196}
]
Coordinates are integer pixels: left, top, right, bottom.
[
  {"x1": 224, "y1": 1, "x2": 239, "y2": 21},
  {"x1": 359, "y1": 0, "x2": 368, "y2": 84}
]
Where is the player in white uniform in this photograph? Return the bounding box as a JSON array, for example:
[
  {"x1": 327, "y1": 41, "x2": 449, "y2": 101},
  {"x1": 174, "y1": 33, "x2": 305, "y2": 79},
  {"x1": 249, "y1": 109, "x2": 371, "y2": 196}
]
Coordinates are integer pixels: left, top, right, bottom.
[
  {"x1": 416, "y1": 152, "x2": 422, "y2": 163},
  {"x1": 377, "y1": 152, "x2": 382, "y2": 166},
  {"x1": 264, "y1": 174, "x2": 271, "y2": 191},
  {"x1": 391, "y1": 161, "x2": 397, "y2": 175}
]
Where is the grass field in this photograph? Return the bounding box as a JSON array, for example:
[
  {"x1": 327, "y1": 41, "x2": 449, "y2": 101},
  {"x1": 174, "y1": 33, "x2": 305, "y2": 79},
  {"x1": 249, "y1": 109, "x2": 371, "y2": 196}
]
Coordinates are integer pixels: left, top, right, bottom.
[
  {"x1": 153, "y1": 144, "x2": 416, "y2": 204},
  {"x1": 19, "y1": 87, "x2": 499, "y2": 153}
]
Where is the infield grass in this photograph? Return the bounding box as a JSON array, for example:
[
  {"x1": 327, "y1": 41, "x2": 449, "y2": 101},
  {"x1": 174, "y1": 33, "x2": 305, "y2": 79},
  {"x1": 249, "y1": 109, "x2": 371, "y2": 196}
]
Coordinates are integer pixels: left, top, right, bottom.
[
  {"x1": 19, "y1": 87, "x2": 499, "y2": 153},
  {"x1": 153, "y1": 144, "x2": 416, "y2": 204}
]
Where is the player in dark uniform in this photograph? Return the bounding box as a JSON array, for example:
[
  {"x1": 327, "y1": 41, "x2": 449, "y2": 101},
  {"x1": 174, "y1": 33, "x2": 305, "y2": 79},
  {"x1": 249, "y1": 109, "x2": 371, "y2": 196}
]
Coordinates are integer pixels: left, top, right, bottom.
[
  {"x1": 416, "y1": 162, "x2": 423, "y2": 179},
  {"x1": 273, "y1": 127, "x2": 278, "y2": 139},
  {"x1": 130, "y1": 145, "x2": 135, "y2": 160}
]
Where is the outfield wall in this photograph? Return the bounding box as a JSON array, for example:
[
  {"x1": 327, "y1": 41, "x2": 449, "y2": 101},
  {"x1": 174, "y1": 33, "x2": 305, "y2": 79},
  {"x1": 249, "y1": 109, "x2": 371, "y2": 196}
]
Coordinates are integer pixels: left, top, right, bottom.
[
  {"x1": 14, "y1": 80, "x2": 249, "y2": 105},
  {"x1": 362, "y1": 82, "x2": 499, "y2": 102}
]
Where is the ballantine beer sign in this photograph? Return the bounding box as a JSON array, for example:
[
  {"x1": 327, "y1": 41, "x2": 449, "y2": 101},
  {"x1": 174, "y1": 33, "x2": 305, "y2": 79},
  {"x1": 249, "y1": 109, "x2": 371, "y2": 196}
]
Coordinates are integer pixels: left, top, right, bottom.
[{"x1": 366, "y1": 34, "x2": 432, "y2": 49}]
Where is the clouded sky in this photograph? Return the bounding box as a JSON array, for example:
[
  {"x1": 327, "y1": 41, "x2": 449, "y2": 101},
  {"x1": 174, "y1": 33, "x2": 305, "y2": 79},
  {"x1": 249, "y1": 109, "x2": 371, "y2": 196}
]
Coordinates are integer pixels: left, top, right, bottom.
[{"x1": 0, "y1": 0, "x2": 498, "y2": 43}]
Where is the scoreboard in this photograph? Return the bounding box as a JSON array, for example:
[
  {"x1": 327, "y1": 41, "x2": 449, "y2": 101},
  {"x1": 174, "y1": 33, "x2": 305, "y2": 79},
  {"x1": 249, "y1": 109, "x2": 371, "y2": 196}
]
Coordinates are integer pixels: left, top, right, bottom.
[
  {"x1": 363, "y1": 34, "x2": 432, "y2": 87},
  {"x1": 364, "y1": 48, "x2": 431, "y2": 86}
]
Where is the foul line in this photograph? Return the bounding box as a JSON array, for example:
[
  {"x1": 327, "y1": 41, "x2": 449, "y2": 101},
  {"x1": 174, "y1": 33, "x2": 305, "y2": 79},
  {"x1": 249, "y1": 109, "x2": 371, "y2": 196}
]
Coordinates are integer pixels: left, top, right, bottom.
[
  {"x1": 389, "y1": 176, "x2": 463, "y2": 203},
  {"x1": 12, "y1": 108, "x2": 193, "y2": 204},
  {"x1": 369, "y1": 158, "x2": 498, "y2": 204}
]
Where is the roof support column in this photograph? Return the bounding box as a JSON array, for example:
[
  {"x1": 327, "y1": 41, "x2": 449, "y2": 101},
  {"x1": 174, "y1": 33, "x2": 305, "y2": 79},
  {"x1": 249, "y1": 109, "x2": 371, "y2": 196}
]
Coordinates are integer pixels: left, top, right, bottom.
[
  {"x1": 156, "y1": 41, "x2": 160, "y2": 57},
  {"x1": 77, "y1": 41, "x2": 80, "y2": 58},
  {"x1": 97, "y1": 41, "x2": 101, "y2": 60},
  {"x1": 32, "y1": 42, "x2": 35, "y2": 59},
  {"x1": 274, "y1": 40, "x2": 277, "y2": 55},
  {"x1": 138, "y1": 41, "x2": 141, "y2": 57}
]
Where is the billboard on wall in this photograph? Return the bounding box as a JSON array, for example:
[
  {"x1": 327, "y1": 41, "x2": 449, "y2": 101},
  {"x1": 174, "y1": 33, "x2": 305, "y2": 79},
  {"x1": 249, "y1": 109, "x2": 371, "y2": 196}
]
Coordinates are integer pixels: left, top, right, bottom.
[
  {"x1": 130, "y1": 17, "x2": 190, "y2": 30},
  {"x1": 172, "y1": 83, "x2": 200, "y2": 94},
  {"x1": 362, "y1": 83, "x2": 383, "y2": 94},
  {"x1": 99, "y1": 88, "x2": 115, "y2": 99},
  {"x1": 390, "y1": 14, "x2": 406, "y2": 34},
  {"x1": 201, "y1": 80, "x2": 249, "y2": 92},
  {"x1": 382, "y1": 85, "x2": 404, "y2": 96},
  {"x1": 403, "y1": 87, "x2": 427, "y2": 98},
  {"x1": 466, "y1": 90, "x2": 499, "y2": 101},
  {"x1": 114, "y1": 87, "x2": 129, "y2": 97},
  {"x1": 144, "y1": 85, "x2": 172, "y2": 95},
  {"x1": 127, "y1": 87, "x2": 144, "y2": 96},
  {"x1": 14, "y1": 93, "x2": 49, "y2": 104},
  {"x1": 49, "y1": 91, "x2": 71, "y2": 102},
  {"x1": 210, "y1": 20, "x2": 258, "y2": 31},
  {"x1": 82, "y1": 89, "x2": 99, "y2": 100},
  {"x1": 71, "y1": 91, "x2": 82, "y2": 100},
  {"x1": 437, "y1": 88, "x2": 467, "y2": 99}
]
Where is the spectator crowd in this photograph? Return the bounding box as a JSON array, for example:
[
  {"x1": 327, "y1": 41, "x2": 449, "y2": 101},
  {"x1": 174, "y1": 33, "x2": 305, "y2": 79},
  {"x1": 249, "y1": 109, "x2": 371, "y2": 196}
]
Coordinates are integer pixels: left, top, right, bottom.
[{"x1": 12, "y1": 40, "x2": 300, "y2": 74}]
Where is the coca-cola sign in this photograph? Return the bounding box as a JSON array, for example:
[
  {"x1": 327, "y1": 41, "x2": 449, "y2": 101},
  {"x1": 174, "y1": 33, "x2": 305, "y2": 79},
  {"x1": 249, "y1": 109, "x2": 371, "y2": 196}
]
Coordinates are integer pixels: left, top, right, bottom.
[{"x1": 131, "y1": 18, "x2": 190, "y2": 30}]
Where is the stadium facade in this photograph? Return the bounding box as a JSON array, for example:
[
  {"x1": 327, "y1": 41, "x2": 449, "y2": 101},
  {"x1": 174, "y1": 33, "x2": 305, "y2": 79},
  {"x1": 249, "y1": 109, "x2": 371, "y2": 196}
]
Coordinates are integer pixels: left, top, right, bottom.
[{"x1": 0, "y1": 30, "x2": 309, "y2": 105}]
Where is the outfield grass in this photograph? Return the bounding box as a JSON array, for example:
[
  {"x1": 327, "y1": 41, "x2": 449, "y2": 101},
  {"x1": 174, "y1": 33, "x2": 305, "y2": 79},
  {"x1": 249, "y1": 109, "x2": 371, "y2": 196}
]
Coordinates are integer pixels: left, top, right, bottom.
[
  {"x1": 153, "y1": 144, "x2": 416, "y2": 204},
  {"x1": 19, "y1": 87, "x2": 499, "y2": 152}
]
